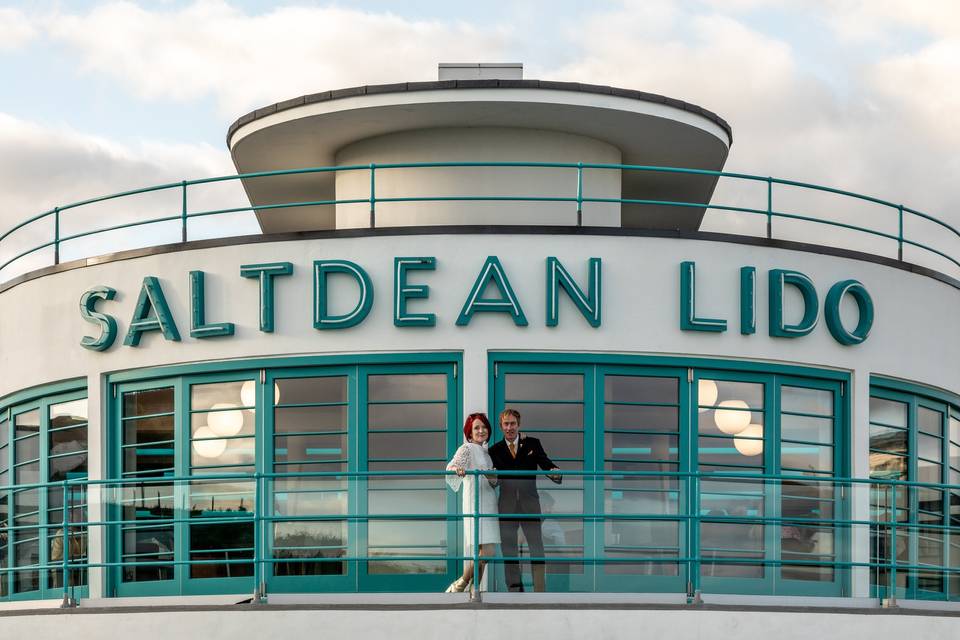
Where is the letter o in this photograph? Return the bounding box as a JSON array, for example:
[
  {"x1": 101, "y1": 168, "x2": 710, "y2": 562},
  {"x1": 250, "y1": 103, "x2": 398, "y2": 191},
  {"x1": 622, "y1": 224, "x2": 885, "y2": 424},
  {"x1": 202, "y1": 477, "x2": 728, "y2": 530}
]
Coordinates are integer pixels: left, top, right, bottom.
[{"x1": 824, "y1": 280, "x2": 873, "y2": 345}]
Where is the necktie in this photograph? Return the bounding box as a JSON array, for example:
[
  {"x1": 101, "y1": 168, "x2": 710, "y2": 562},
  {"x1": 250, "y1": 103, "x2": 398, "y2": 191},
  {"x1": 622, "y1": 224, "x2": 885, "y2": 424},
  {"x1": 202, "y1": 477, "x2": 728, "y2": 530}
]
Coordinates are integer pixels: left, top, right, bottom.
[{"x1": 509, "y1": 442, "x2": 517, "y2": 458}]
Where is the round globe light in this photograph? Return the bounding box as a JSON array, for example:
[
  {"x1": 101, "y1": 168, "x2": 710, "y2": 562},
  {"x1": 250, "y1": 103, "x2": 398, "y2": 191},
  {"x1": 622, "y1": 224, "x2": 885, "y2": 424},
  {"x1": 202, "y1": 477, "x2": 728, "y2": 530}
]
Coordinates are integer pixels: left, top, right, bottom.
[
  {"x1": 240, "y1": 380, "x2": 280, "y2": 412},
  {"x1": 207, "y1": 403, "x2": 244, "y2": 437},
  {"x1": 734, "y1": 423, "x2": 764, "y2": 456},
  {"x1": 192, "y1": 426, "x2": 227, "y2": 458},
  {"x1": 714, "y1": 399, "x2": 751, "y2": 435},
  {"x1": 698, "y1": 379, "x2": 718, "y2": 413}
]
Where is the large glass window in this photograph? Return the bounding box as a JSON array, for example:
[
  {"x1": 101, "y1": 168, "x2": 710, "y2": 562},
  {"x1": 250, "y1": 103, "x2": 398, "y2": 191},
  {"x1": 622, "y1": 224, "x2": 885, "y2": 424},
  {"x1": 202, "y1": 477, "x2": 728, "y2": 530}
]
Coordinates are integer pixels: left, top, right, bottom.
[
  {"x1": 110, "y1": 358, "x2": 460, "y2": 596},
  {"x1": 0, "y1": 411, "x2": 8, "y2": 598},
  {"x1": 870, "y1": 383, "x2": 958, "y2": 601},
  {"x1": 0, "y1": 388, "x2": 87, "y2": 601},
  {"x1": 494, "y1": 359, "x2": 845, "y2": 596}
]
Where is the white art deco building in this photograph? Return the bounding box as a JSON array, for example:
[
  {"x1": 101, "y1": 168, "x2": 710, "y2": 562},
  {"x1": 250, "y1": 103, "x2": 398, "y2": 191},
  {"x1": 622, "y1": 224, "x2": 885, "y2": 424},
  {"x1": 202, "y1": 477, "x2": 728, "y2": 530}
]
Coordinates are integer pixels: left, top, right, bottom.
[{"x1": 0, "y1": 63, "x2": 957, "y2": 638}]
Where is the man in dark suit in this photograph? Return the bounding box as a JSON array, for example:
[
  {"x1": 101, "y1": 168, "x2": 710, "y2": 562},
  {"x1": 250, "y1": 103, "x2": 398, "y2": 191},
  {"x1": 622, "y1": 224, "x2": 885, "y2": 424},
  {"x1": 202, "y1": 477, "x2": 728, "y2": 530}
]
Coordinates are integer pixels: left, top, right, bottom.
[{"x1": 489, "y1": 408, "x2": 561, "y2": 592}]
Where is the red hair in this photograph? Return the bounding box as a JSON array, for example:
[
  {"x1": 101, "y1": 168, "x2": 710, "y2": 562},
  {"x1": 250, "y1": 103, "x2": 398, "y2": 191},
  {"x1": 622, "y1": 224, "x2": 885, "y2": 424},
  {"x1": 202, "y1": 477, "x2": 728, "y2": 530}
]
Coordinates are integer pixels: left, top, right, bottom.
[{"x1": 463, "y1": 412, "x2": 492, "y2": 442}]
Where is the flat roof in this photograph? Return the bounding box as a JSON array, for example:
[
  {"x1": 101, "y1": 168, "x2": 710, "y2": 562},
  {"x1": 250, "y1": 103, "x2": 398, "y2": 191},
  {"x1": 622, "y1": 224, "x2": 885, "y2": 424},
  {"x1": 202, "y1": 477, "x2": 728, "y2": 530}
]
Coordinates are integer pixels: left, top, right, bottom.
[{"x1": 226, "y1": 79, "x2": 733, "y2": 148}]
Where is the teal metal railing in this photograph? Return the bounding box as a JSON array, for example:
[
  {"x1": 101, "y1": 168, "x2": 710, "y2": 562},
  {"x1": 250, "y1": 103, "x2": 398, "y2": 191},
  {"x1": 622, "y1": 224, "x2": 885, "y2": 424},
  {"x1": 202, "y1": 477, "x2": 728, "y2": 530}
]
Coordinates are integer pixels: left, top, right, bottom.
[
  {"x1": 1, "y1": 163, "x2": 959, "y2": 283},
  {"x1": 0, "y1": 469, "x2": 958, "y2": 606}
]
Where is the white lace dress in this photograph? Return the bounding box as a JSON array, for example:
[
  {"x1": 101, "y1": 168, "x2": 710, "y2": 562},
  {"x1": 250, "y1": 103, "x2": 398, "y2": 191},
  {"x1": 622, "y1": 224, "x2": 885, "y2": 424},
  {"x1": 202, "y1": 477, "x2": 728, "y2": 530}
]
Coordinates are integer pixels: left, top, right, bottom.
[{"x1": 446, "y1": 442, "x2": 501, "y2": 553}]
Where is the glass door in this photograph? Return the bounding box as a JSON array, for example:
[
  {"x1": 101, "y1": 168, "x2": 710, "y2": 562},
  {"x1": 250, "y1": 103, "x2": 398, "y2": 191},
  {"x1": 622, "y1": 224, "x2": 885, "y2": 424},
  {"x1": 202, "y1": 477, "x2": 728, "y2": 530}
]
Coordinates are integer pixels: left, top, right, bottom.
[
  {"x1": 492, "y1": 363, "x2": 592, "y2": 592},
  {"x1": 596, "y1": 366, "x2": 688, "y2": 593},
  {"x1": 266, "y1": 367, "x2": 356, "y2": 593},
  {"x1": 357, "y1": 364, "x2": 459, "y2": 592}
]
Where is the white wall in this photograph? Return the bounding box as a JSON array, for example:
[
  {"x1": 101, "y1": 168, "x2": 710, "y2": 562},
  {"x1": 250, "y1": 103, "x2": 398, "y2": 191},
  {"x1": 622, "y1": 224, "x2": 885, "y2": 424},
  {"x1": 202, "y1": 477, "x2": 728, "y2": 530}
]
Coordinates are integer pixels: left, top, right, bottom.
[
  {"x1": 1, "y1": 606, "x2": 959, "y2": 639},
  {"x1": 334, "y1": 128, "x2": 621, "y2": 228},
  {"x1": 1, "y1": 233, "x2": 954, "y2": 403},
  {"x1": 1, "y1": 232, "x2": 957, "y2": 599}
]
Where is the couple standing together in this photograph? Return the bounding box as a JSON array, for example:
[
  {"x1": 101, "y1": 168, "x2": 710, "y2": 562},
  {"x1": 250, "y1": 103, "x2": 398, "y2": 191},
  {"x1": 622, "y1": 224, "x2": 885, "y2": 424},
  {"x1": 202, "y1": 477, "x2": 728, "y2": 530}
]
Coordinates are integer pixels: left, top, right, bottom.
[{"x1": 445, "y1": 409, "x2": 561, "y2": 593}]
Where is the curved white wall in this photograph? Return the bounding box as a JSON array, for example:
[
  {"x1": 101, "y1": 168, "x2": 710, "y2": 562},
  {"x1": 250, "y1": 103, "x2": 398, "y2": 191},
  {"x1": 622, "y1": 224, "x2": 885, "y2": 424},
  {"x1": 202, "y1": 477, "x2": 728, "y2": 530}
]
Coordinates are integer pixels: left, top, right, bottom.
[
  {"x1": 0, "y1": 233, "x2": 954, "y2": 400},
  {"x1": 334, "y1": 128, "x2": 621, "y2": 228}
]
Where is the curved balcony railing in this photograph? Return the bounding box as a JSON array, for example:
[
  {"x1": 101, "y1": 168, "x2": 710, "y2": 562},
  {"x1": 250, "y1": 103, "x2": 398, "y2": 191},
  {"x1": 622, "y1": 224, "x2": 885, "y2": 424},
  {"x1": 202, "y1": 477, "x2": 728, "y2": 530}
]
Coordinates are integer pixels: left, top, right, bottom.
[
  {"x1": 1, "y1": 469, "x2": 958, "y2": 606},
  {"x1": 1, "y1": 163, "x2": 959, "y2": 286}
]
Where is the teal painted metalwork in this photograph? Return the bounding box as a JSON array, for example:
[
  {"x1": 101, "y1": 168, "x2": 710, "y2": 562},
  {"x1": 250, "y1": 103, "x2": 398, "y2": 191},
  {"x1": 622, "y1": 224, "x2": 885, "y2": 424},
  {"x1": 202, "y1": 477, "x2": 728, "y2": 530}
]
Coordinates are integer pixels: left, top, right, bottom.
[
  {"x1": 545, "y1": 257, "x2": 601, "y2": 328},
  {"x1": 0, "y1": 469, "x2": 957, "y2": 603},
  {"x1": 4, "y1": 162, "x2": 960, "y2": 284},
  {"x1": 239, "y1": 262, "x2": 294, "y2": 333},
  {"x1": 189, "y1": 271, "x2": 236, "y2": 339},
  {"x1": 768, "y1": 269, "x2": 818, "y2": 338},
  {"x1": 679, "y1": 261, "x2": 727, "y2": 332},
  {"x1": 740, "y1": 266, "x2": 756, "y2": 335},
  {"x1": 123, "y1": 276, "x2": 181, "y2": 346},
  {"x1": 79, "y1": 285, "x2": 118, "y2": 351},
  {"x1": 394, "y1": 257, "x2": 437, "y2": 327},
  {"x1": 824, "y1": 280, "x2": 873, "y2": 345},
  {"x1": 456, "y1": 256, "x2": 528, "y2": 326},
  {"x1": 313, "y1": 260, "x2": 374, "y2": 329}
]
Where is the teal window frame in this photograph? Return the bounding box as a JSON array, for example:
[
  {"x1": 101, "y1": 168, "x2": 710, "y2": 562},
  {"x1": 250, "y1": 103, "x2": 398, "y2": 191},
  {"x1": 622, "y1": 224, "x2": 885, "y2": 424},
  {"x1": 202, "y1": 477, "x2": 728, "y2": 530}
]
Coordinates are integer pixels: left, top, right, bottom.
[
  {"x1": 0, "y1": 380, "x2": 88, "y2": 602},
  {"x1": 106, "y1": 353, "x2": 463, "y2": 597},
  {"x1": 488, "y1": 353, "x2": 849, "y2": 596},
  {"x1": 870, "y1": 377, "x2": 960, "y2": 601}
]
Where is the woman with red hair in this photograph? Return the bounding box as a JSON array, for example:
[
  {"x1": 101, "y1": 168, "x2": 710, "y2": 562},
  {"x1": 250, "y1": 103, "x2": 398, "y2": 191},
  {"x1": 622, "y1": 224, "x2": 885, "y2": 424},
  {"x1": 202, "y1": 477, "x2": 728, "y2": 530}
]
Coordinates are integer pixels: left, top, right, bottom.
[{"x1": 444, "y1": 412, "x2": 500, "y2": 593}]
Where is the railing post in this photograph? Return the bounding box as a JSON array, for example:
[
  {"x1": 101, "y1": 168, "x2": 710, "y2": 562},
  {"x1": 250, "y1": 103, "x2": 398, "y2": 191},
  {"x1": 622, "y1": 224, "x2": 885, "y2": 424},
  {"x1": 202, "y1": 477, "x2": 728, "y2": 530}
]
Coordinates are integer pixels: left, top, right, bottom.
[
  {"x1": 766, "y1": 178, "x2": 773, "y2": 239},
  {"x1": 470, "y1": 469, "x2": 481, "y2": 602},
  {"x1": 576, "y1": 163, "x2": 583, "y2": 227},
  {"x1": 252, "y1": 472, "x2": 264, "y2": 603},
  {"x1": 886, "y1": 484, "x2": 898, "y2": 607},
  {"x1": 53, "y1": 207, "x2": 61, "y2": 266},
  {"x1": 687, "y1": 473, "x2": 702, "y2": 604},
  {"x1": 181, "y1": 181, "x2": 188, "y2": 243},
  {"x1": 897, "y1": 205, "x2": 904, "y2": 261},
  {"x1": 369, "y1": 163, "x2": 376, "y2": 229},
  {"x1": 60, "y1": 479, "x2": 75, "y2": 608}
]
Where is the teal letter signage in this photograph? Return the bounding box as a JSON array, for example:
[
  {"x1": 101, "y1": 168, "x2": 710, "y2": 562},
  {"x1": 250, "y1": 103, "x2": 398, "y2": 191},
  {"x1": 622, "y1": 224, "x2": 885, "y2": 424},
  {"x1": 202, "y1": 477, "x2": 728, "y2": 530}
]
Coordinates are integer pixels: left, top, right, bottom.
[
  {"x1": 679, "y1": 261, "x2": 727, "y2": 332},
  {"x1": 79, "y1": 286, "x2": 118, "y2": 351},
  {"x1": 314, "y1": 260, "x2": 374, "y2": 329},
  {"x1": 240, "y1": 262, "x2": 293, "y2": 333},
  {"x1": 394, "y1": 257, "x2": 436, "y2": 327},
  {"x1": 824, "y1": 279, "x2": 874, "y2": 345},
  {"x1": 769, "y1": 269, "x2": 819, "y2": 338},
  {"x1": 123, "y1": 276, "x2": 181, "y2": 347},
  {"x1": 740, "y1": 266, "x2": 756, "y2": 335},
  {"x1": 546, "y1": 257, "x2": 601, "y2": 328},
  {"x1": 190, "y1": 271, "x2": 235, "y2": 339},
  {"x1": 456, "y1": 256, "x2": 527, "y2": 326}
]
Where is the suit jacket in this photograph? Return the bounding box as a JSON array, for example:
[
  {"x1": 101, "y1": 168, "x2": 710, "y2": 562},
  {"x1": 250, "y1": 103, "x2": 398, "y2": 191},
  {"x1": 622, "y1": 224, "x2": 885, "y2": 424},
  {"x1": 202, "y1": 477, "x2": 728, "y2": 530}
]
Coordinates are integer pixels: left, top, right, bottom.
[{"x1": 489, "y1": 435, "x2": 559, "y2": 515}]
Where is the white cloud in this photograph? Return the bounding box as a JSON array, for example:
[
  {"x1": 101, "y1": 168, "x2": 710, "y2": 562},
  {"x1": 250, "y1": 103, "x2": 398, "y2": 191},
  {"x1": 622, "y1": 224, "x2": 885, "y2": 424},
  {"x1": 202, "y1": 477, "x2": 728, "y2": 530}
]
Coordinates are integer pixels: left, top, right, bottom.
[
  {"x1": 0, "y1": 113, "x2": 253, "y2": 279},
  {"x1": 46, "y1": 0, "x2": 514, "y2": 116},
  {"x1": 0, "y1": 8, "x2": 38, "y2": 50}
]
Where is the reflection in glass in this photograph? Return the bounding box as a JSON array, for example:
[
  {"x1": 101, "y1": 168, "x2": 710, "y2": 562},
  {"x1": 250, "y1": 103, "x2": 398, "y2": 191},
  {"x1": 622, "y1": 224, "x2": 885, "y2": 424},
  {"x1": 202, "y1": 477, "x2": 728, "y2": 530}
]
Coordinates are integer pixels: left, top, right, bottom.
[
  {"x1": 870, "y1": 397, "x2": 907, "y2": 427},
  {"x1": 781, "y1": 386, "x2": 832, "y2": 415},
  {"x1": 504, "y1": 374, "x2": 583, "y2": 402},
  {"x1": 275, "y1": 376, "x2": 347, "y2": 405},
  {"x1": 604, "y1": 376, "x2": 677, "y2": 404},
  {"x1": 368, "y1": 374, "x2": 446, "y2": 402}
]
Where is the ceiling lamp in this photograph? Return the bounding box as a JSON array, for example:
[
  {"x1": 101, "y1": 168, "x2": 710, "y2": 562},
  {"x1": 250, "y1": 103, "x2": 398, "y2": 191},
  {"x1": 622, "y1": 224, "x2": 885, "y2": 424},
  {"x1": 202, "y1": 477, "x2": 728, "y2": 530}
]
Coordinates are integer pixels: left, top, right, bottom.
[
  {"x1": 698, "y1": 379, "x2": 718, "y2": 412},
  {"x1": 192, "y1": 426, "x2": 227, "y2": 458},
  {"x1": 207, "y1": 402, "x2": 244, "y2": 437},
  {"x1": 734, "y1": 423, "x2": 764, "y2": 456},
  {"x1": 714, "y1": 399, "x2": 751, "y2": 434},
  {"x1": 240, "y1": 379, "x2": 281, "y2": 412}
]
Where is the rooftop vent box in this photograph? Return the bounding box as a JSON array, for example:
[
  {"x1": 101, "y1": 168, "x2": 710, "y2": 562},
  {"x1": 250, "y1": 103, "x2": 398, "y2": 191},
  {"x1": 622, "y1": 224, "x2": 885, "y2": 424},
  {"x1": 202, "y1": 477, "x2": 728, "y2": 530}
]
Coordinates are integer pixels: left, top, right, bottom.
[{"x1": 438, "y1": 63, "x2": 523, "y2": 80}]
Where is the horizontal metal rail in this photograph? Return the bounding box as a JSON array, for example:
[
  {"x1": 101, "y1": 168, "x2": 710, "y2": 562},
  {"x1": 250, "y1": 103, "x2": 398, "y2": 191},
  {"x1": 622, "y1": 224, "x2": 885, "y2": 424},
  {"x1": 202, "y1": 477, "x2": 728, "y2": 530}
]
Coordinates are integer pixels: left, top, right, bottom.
[
  {"x1": 1, "y1": 469, "x2": 960, "y2": 604},
  {"x1": 1, "y1": 162, "x2": 958, "y2": 283}
]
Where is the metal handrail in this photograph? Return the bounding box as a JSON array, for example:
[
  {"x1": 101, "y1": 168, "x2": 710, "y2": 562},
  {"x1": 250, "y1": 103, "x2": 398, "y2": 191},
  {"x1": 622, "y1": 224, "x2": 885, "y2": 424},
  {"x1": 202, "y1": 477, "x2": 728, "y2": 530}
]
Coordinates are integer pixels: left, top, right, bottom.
[
  {"x1": 1, "y1": 162, "x2": 958, "y2": 282},
  {"x1": 1, "y1": 469, "x2": 959, "y2": 605}
]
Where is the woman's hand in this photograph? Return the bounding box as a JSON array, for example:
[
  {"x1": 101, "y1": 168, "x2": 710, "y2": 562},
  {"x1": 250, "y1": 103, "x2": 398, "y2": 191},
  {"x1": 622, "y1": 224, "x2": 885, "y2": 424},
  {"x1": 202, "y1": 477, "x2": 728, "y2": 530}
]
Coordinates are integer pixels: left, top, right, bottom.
[{"x1": 455, "y1": 467, "x2": 466, "y2": 477}]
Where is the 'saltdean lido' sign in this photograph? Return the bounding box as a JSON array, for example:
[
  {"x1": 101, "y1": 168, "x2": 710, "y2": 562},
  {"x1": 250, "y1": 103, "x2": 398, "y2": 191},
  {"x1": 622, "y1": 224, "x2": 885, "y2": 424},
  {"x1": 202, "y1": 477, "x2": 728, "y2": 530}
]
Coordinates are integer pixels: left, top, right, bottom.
[{"x1": 78, "y1": 257, "x2": 874, "y2": 352}]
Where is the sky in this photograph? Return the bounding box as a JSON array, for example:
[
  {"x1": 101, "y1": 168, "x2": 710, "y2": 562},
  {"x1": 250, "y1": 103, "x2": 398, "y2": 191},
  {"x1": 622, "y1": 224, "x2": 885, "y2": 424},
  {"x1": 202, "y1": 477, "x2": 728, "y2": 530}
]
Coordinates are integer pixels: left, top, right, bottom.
[{"x1": 1, "y1": 0, "x2": 959, "y2": 275}]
